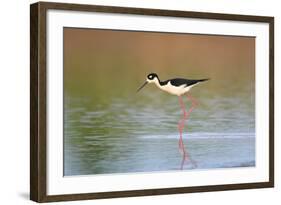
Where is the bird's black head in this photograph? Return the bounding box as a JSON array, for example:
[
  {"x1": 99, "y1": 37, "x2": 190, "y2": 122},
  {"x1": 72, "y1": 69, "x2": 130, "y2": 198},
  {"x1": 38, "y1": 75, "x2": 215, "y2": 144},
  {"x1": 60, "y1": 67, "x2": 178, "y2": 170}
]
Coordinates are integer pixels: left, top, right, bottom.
[
  {"x1": 137, "y1": 73, "x2": 159, "y2": 92},
  {"x1": 147, "y1": 73, "x2": 158, "y2": 81}
]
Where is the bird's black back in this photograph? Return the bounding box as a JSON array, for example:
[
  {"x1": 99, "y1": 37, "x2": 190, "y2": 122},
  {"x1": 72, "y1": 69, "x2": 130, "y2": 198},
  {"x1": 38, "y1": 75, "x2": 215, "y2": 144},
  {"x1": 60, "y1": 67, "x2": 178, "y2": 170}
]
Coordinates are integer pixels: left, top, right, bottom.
[{"x1": 160, "y1": 78, "x2": 209, "y2": 87}]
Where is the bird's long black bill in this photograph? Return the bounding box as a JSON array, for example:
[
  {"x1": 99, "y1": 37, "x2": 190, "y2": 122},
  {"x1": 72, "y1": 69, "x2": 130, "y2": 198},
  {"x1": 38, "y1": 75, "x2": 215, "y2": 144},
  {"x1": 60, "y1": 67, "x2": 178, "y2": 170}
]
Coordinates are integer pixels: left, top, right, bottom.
[{"x1": 137, "y1": 81, "x2": 148, "y2": 92}]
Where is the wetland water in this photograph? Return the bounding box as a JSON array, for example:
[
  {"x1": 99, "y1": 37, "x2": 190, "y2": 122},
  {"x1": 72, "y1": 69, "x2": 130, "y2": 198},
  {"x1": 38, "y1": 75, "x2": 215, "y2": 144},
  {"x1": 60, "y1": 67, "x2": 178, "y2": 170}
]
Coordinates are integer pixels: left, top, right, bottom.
[{"x1": 64, "y1": 85, "x2": 255, "y2": 175}]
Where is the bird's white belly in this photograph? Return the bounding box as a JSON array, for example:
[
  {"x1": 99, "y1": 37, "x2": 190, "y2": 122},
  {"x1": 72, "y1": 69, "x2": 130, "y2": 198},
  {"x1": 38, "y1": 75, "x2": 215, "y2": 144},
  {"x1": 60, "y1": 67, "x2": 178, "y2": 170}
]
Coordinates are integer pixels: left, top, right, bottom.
[{"x1": 160, "y1": 82, "x2": 191, "y2": 96}]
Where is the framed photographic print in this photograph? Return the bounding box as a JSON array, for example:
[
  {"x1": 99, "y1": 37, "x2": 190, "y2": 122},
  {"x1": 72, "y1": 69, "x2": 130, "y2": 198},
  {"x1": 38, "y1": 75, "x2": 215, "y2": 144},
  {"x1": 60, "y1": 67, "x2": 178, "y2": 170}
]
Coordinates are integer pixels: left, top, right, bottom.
[{"x1": 30, "y1": 1, "x2": 274, "y2": 202}]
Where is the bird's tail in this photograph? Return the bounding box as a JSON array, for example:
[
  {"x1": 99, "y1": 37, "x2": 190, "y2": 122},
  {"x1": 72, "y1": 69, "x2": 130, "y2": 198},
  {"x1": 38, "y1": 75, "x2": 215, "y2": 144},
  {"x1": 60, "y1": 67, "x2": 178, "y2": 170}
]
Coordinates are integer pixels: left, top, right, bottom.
[{"x1": 198, "y1": 78, "x2": 210, "y2": 82}]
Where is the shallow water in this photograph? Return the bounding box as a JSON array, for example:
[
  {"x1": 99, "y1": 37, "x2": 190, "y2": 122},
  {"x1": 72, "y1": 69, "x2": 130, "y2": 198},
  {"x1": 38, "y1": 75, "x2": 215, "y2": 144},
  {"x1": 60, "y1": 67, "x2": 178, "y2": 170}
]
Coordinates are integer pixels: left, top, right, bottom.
[{"x1": 64, "y1": 87, "x2": 255, "y2": 176}]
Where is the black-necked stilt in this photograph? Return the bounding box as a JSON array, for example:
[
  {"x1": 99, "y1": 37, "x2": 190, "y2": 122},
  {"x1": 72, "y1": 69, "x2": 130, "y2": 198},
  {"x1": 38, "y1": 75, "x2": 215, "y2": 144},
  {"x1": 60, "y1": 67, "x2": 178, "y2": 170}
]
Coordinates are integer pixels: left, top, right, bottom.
[{"x1": 137, "y1": 73, "x2": 209, "y2": 169}]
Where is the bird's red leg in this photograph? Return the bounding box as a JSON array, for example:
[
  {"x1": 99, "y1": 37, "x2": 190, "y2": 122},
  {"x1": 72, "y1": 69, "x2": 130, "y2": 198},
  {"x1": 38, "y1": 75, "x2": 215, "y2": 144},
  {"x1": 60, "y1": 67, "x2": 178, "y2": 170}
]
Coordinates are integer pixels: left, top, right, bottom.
[
  {"x1": 178, "y1": 96, "x2": 187, "y2": 155},
  {"x1": 184, "y1": 93, "x2": 199, "y2": 168},
  {"x1": 178, "y1": 96, "x2": 192, "y2": 170},
  {"x1": 178, "y1": 94, "x2": 199, "y2": 169},
  {"x1": 187, "y1": 94, "x2": 199, "y2": 109}
]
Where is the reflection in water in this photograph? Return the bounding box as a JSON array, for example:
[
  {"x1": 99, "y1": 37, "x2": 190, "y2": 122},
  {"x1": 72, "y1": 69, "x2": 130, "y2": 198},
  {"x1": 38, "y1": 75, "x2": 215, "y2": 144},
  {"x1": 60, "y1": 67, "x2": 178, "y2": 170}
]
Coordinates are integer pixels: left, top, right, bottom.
[{"x1": 64, "y1": 84, "x2": 255, "y2": 176}]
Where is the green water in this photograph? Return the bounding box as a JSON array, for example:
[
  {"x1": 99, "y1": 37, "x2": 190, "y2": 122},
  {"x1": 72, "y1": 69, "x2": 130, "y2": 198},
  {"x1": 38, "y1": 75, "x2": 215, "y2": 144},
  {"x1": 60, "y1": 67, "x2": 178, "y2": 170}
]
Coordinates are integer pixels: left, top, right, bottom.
[{"x1": 64, "y1": 80, "x2": 255, "y2": 175}]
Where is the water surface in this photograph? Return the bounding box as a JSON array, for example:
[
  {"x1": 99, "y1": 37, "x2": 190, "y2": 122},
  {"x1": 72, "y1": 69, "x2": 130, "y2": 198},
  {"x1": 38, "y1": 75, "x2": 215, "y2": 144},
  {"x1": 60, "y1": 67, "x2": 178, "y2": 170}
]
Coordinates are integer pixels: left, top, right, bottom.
[{"x1": 64, "y1": 86, "x2": 255, "y2": 175}]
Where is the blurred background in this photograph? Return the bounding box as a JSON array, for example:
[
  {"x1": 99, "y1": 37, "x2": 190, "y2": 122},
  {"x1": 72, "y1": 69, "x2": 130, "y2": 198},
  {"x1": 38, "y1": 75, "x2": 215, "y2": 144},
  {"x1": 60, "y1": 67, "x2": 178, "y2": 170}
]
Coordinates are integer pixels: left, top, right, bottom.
[{"x1": 63, "y1": 28, "x2": 255, "y2": 176}]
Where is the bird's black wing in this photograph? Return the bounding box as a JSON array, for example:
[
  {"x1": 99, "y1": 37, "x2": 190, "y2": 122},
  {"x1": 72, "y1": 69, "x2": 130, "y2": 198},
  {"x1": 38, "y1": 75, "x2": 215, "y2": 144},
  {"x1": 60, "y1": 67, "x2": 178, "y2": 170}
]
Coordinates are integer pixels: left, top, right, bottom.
[{"x1": 167, "y1": 78, "x2": 209, "y2": 87}]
